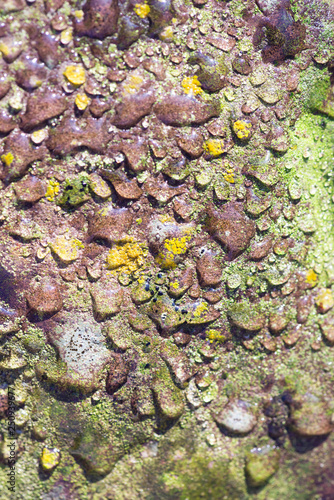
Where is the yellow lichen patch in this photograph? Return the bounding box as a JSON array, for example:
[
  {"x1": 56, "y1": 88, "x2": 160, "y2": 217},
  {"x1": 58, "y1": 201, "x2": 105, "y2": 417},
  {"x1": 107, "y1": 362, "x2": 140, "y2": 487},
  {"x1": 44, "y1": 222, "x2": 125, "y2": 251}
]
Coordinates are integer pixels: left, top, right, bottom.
[
  {"x1": 136, "y1": 218, "x2": 142, "y2": 225},
  {"x1": 31, "y1": 128, "x2": 48, "y2": 144},
  {"x1": 89, "y1": 173, "x2": 111, "y2": 199},
  {"x1": 315, "y1": 288, "x2": 334, "y2": 313},
  {"x1": 74, "y1": 9, "x2": 84, "y2": 20},
  {"x1": 164, "y1": 236, "x2": 190, "y2": 255},
  {"x1": 45, "y1": 180, "x2": 60, "y2": 202},
  {"x1": 1, "y1": 152, "x2": 14, "y2": 166},
  {"x1": 63, "y1": 65, "x2": 86, "y2": 86},
  {"x1": 182, "y1": 75, "x2": 203, "y2": 96},
  {"x1": 50, "y1": 235, "x2": 84, "y2": 264},
  {"x1": 223, "y1": 173, "x2": 235, "y2": 183},
  {"x1": 134, "y1": 2, "x2": 150, "y2": 18},
  {"x1": 222, "y1": 163, "x2": 235, "y2": 184},
  {"x1": 233, "y1": 120, "x2": 252, "y2": 140},
  {"x1": 31, "y1": 129, "x2": 47, "y2": 145},
  {"x1": 156, "y1": 235, "x2": 192, "y2": 269},
  {"x1": 159, "y1": 26, "x2": 173, "y2": 42},
  {"x1": 206, "y1": 329, "x2": 226, "y2": 343},
  {"x1": 171, "y1": 280, "x2": 179, "y2": 289},
  {"x1": 40, "y1": 447, "x2": 61, "y2": 472},
  {"x1": 123, "y1": 74, "x2": 144, "y2": 95},
  {"x1": 305, "y1": 269, "x2": 318, "y2": 287},
  {"x1": 107, "y1": 239, "x2": 147, "y2": 274},
  {"x1": 75, "y1": 93, "x2": 91, "y2": 110},
  {"x1": 0, "y1": 42, "x2": 9, "y2": 57},
  {"x1": 203, "y1": 139, "x2": 226, "y2": 157},
  {"x1": 193, "y1": 301, "x2": 209, "y2": 318},
  {"x1": 60, "y1": 27, "x2": 73, "y2": 45},
  {"x1": 159, "y1": 214, "x2": 174, "y2": 224}
]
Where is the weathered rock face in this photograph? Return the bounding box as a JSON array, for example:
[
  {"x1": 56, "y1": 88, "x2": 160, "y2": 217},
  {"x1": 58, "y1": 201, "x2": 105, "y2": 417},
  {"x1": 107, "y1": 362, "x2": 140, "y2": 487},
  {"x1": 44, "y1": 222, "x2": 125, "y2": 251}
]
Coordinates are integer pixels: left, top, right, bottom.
[
  {"x1": 20, "y1": 89, "x2": 68, "y2": 132},
  {"x1": 227, "y1": 302, "x2": 265, "y2": 331},
  {"x1": 213, "y1": 400, "x2": 257, "y2": 435},
  {"x1": 88, "y1": 205, "x2": 133, "y2": 244},
  {"x1": 196, "y1": 251, "x2": 222, "y2": 287},
  {"x1": 245, "y1": 447, "x2": 280, "y2": 488},
  {"x1": 46, "y1": 116, "x2": 109, "y2": 155},
  {"x1": 113, "y1": 92, "x2": 156, "y2": 128},
  {"x1": 154, "y1": 95, "x2": 220, "y2": 126},
  {"x1": 13, "y1": 175, "x2": 46, "y2": 203},
  {"x1": 2, "y1": 0, "x2": 334, "y2": 496},
  {"x1": 1, "y1": 131, "x2": 47, "y2": 181},
  {"x1": 0, "y1": 109, "x2": 16, "y2": 134},
  {"x1": 289, "y1": 395, "x2": 333, "y2": 437},
  {"x1": 90, "y1": 284, "x2": 123, "y2": 321},
  {"x1": 37, "y1": 314, "x2": 111, "y2": 393},
  {"x1": 74, "y1": 0, "x2": 120, "y2": 39},
  {"x1": 206, "y1": 203, "x2": 256, "y2": 259},
  {"x1": 26, "y1": 278, "x2": 63, "y2": 317},
  {"x1": 106, "y1": 353, "x2": 129, "y2": 394}
]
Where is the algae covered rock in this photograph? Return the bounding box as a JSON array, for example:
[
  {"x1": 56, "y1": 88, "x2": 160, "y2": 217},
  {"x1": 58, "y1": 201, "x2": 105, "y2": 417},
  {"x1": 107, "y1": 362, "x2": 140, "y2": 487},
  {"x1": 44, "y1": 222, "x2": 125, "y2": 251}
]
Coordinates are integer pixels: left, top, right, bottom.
[
  {"x1": 245, "y1": 446, "x2": 280, "y2": 488},
  {"x1": 289, "y1": 394, "x2": 333, "y2": 437},
  {"x1": 151, "y1": 364, "x2": 185, "y2": 423},
  {"x1": 227, "y1": 302, "x2": 266, "y2": 332}
]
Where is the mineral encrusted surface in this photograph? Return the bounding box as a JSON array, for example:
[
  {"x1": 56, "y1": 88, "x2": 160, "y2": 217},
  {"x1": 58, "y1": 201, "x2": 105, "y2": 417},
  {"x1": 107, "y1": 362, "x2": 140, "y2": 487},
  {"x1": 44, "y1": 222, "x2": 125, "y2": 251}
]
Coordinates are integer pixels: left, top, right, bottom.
[{"x1": 0, "y1": 0, "x2": 334, "y2": 498}]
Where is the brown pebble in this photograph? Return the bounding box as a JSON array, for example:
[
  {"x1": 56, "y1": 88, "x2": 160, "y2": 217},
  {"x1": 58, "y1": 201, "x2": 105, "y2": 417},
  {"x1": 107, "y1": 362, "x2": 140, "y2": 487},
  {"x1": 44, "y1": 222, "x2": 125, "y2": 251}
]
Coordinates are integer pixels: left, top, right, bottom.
[
  {"x1": 248, "y1": 236, "x2": 272, "y2": 260},
  {"x1": 106, "y1": 354, "x2": 129, "y2": 394},
  {"x1": 173, "y1": 332, "x2": 191, "y2": 346},
  {"x1": 26, "y1": 278, "x2": 63, "y2": 317},
  {"x1": 206, "y1": 203, "x2": 256, "y2": 259},
  {"x1": 14, "y1": 175, "x2": 46, "y2": 203},
  {"x1": 196, "y1": 251, "x2": 222, "y2": 288}
]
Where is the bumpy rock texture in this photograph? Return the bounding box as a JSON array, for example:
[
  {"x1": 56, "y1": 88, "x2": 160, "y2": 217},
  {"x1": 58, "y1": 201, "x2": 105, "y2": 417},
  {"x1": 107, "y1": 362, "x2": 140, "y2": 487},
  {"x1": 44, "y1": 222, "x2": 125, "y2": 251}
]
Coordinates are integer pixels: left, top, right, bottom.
[{"x1": 0, "y1": 0, "x2": 334, "y2": 498}]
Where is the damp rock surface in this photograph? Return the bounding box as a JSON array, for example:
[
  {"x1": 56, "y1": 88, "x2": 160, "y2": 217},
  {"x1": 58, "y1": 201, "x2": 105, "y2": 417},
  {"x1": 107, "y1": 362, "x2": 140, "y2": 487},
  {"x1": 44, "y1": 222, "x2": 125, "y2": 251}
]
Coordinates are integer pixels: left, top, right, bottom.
[{"x1": 0, "y1": 0, "x2": 334, "y2": 497}]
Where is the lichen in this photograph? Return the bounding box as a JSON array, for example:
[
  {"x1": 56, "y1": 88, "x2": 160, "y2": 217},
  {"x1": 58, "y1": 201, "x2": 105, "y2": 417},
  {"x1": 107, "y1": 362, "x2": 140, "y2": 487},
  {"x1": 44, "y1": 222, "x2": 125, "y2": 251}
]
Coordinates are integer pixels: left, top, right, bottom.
[
  {"x1": 181, "y1": 75, "x2": 203, "y2": 96},
  {"x1": 107, "y1": 239, "x2": 147, "y2": 274},
  {"x1": 203, "y1": 139, "x2": 226, "y2": 157},
  {"x1": 233, "y1": 120, "x2": 252, "y2": 140},
  {"x1": 134, "y1": 2, "x2": 150, "y2": 18},
  {"x1": 63, "y1": 65, "x2": 86, "y2": 86},
  {"x1": 45, "y1": 179, "x2": 60, "y2": 202},
  {"x1": 75, "y1": 93, "x2": 90, "y2": 110}
]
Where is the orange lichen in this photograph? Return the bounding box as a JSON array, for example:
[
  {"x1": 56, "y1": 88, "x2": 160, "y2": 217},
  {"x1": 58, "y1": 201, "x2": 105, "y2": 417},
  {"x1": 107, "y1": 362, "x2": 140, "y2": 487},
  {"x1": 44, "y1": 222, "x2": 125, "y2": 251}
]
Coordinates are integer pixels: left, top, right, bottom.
[
  {"x1": 159, "y1": 26, "x2": 173, "y2": 41},
  {"x1": 60, "y1": 28, "x2": 73, "y2": 45},
  {"x1": 74, "y1": 10, "x2": 84, "y2": 20},
  {"x1": 156, "y1": 235, "x2": 192, "y2": 269},
  {"x1": 50, "y1": 235, "x2": 84, "y2": 264},
  {"x1": 182, "y1": 75, "x2": 203, "y2": 96},
  {"x1": 40, "y1": 447, "x2": 61, "y2": 472},
  {"x1": 193, "y1": 301, "x2": 208, "y2": 318},
  {"x1": 0, "y1": 42, "x2": 9, "y2": 57},
  {"x1": 222, "y1": 163, "x2": 235, "y2": 184}
]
